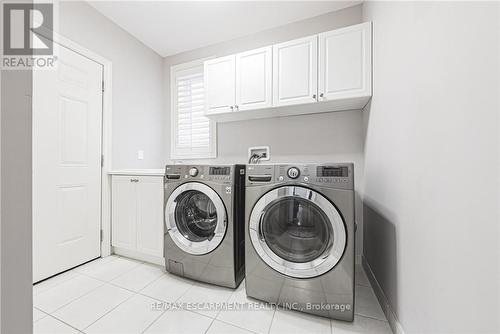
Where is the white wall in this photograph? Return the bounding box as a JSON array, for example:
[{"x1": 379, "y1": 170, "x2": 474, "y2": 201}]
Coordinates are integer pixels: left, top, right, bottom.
[
  {"x1": 0, "y1": 66, "x2": 2, "y2": 333},
  {"x1": 163, "y1": 5, "x2": 367, "y2": 259},
  {"x1": 1, "y1": 69, "x2": 33, "y2": 333},
  {"x1": 0, "y1": 1, "x2": 33, "y2": 330},
  {"x1": 362, "y1": 2, "x2": 500, "y2": 333},
  {"x1": 0, "y1": 67, "x2": 2, "y2": 333},
  {"x1": 57, "y1": 1, "x2": 164, "y2": 169}
]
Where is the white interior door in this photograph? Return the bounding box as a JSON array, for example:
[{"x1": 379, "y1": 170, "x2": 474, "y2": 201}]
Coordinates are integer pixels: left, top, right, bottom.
[
  {"x1": 33, "y1": 45, "x2": 103, "y2": 283},
  {"x1": 272, "y1": 35, "x2": 318, "y2": 107}
]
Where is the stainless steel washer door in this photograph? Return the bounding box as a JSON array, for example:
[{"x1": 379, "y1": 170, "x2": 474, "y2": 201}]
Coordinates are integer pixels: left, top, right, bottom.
[
  {"x1": 165, "y1": 182, "x2": 227, "y2": 255},
  {"x1": 249, "y1": 186, "x2": 346, "y2": 278}
]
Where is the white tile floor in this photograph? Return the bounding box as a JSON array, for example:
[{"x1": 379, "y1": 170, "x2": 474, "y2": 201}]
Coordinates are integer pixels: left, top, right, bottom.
[{"x1": 33, "y1": 256, "x2": 393, "y2": 334}]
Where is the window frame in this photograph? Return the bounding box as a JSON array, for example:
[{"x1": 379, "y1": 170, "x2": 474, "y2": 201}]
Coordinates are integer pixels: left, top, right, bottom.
[{"x1": 170, "y1": 58, "x2": 216, "y2": 160}]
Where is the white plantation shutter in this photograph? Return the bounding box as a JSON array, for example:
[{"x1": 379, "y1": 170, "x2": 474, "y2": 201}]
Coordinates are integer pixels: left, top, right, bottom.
[{"x1": 171, "y1": 61, "x2": 216, "y2": 159}]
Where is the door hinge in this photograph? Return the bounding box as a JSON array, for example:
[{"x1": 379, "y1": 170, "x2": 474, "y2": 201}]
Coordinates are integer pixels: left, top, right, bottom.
[
  {"x1": 102, "y1": 81, "x2": 105, "y2": 93},
  {"x1": 100, "y1": 229, "x2": 104, "y2": 242},
  {"x1": 101, "y1": 154, "x2": 104, "y2": 167}
]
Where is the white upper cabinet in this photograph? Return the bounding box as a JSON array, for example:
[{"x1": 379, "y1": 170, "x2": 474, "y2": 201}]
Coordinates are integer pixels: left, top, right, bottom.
[
  {"x1": 272, "y1": 36, "x2": 318, "y2": 107},
  {"x1": 318, "y1": 22, "x2": 372, "y2": 101},
  {"x1": 202, "y1": 22, "x2": 372, "y2": 122},
  {"x1": 235, "y1": 46, "x2": 272, "y2": 111},
  {"x1": 204, "y1": 55, "x2": 236, "y2": 115}
]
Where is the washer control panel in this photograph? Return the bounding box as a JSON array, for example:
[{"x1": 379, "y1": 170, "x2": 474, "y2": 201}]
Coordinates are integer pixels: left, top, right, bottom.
[{"x1": 164, "y1": 165, "x2": 234, "y2": 184}]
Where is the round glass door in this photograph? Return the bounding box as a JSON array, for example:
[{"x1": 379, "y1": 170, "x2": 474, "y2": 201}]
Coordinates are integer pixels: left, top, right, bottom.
[
  {"x1": 249, "y1": 186, "x2": 346, "y2": 278},
  {"x1": 165, "y1": 182, "x2": 226, "y2": 255}
]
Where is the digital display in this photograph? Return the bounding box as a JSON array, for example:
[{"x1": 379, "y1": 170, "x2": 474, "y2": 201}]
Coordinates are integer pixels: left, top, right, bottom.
[
  {"x1": 317, "y1": 166, "x2": 348, "y2": 177},
  {"x1": 209, "y1": 167, "x2": 230, "y2": 175}
]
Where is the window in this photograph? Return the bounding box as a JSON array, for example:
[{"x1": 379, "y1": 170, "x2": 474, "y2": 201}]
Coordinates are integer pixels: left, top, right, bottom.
[{"x1": 171, "y1": 59, "x2": 216, "y2": 159}]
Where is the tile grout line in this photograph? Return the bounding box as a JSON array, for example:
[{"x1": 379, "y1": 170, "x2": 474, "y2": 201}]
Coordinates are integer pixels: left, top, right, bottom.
[
  {"x1": 33, "y1": 272, "x2": 81, "y2": 297},
  {"x1": 72, "y1": 255, "x2": 123, "y2": 275},
  {"x1": 38, "y1": 280, "x2": 107, "y2": 315},
  {"x1": 355, "y1": 313, "x2": 390, "y2": 323},
  {"x1": 139, "y1": 308, "x2": 169, "y2": 334},
  {"x1": 47, "y1": 259, "x2": 152, "y2": 331},
  {"x1": 213, "y1": 318, "x2": 262, "y2": 334},
  {"x1": 36, "y1": 258, "x2": 143, "y2": 316},
  {"x1": 70, "y1": 259, "x2": 156, "y2": 294},
  {"x1": 84, "y1": 266, "x2": 194, "y2": 333},
  {"x1": 94, "y1": 267, "x2": 166, "y2": 295},
  {"x1": 187, "y1": 283, "x2": 267, "y2": 334},
  {"x1": 33, "y1": 255, "x2": 122, "y2": 298},
  {"x1": 32, "y1": 307, "x2": 49, "y2": 324},
  {"x1": 76, "y1": 258, "x2": 145, "y2": 282},
  {"x1": 266, "y1": 305, "x2": 277, "y2": 334},
  {"x1": 140, "y1": 274, "x2": 203, "y2": 333},
  {"x1": 80, "y1": 289, "x2": 138, "y2": 332},
  {"x1": 202, "y1": 315, "x2": 217, "y2": 334},
  {"x1": 140, "y1": 277, "x2": 242, "y2": 332},
  {"x1": 129, "y1": 271, "x2": 171, "y2": 293},
  {"x1": 183, "y1": 282, "x2": 234, "y2": 320},
  {"x1": 136, "y1": 273, "x2": 195, "y2": 305},
  {"x1": 141, "y1": 282, "x2": 204, "y2": 333},
  {"x1": 266, "y1": 279, "x2": 286, "y2": 334},
  {"x1": 39, "y1": 313, "x2": 82, "y2": 333},
  {"x1": 37, "y1": 257, "x2": 388, "y2": 334},
  {"x1": 213, "y1": 285, "x2": 276, "y2": 334}
]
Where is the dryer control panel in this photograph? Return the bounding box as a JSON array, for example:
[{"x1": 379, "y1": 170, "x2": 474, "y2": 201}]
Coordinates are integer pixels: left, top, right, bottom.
[{"x1": 246, "y1": 163, "x2": 354, "y2": 190}]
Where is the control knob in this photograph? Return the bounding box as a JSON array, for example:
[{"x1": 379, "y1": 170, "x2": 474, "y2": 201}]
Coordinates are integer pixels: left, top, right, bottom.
[
  {"x1": 287, "y1": 167, "x2": 300, "y2": 179},
  {"x1": 189, "y1": 167, "x2": 199, "y2": 177}
]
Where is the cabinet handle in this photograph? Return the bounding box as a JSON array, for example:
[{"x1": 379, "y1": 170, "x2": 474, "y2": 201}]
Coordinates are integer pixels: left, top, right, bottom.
[
  {"x1": 230, "y1": 106, "x2": 234, "y2": 111},
  {"x1": 235, "y1": 105, "x2": 239, "y2": 110},
  {"x1": 320, "y1": 93, "x2": 324, "y2": 98},
  {"x1": 130, "y1": 178, "x2": 139, "y2": 182},
  {"x1": 312, "y1": 94, "x2": 316, "y2": 99}
]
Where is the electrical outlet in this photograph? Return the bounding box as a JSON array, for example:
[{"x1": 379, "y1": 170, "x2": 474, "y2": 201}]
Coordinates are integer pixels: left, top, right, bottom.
[
  {"x1": 137, "y1": 150, "x2": 144, "y2": 160},
  {"x1": 248, "y1": 146, "x2": 270, "y2": 161}
]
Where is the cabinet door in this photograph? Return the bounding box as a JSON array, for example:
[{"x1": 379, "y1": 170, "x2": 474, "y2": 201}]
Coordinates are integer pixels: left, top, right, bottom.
[
  {"x1": 318, "y1": 22, "x2": 372, "y2": 101},
  {"x1": 111, "y1": 176, "x2": 137, "y2": 250},
  {"x1": 136, "y1": 176, "x2": 164, "y2": 257},
  {"x1": 272, "y1": 36, "x2": 318, "y2": 107},
  {"x1": 235, "y1": 46, "x2": 272, "y2": 111},
  {"x1": 204, "y1": 55, "x2": 236, "y2": 115}
]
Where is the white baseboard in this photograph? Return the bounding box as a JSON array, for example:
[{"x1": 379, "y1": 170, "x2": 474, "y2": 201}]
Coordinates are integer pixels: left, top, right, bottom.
[
  {"x1": 112, "y1": 246, "x2": 165, "y2": 266},
  {"x1": 362, "y1": 256, "x2": 405, "y2": 334}
]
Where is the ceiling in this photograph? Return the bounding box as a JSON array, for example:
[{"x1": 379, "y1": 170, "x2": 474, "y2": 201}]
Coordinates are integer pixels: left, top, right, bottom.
[{"x1": 87, "y1": 1, "x2": 361, "y2": 57}]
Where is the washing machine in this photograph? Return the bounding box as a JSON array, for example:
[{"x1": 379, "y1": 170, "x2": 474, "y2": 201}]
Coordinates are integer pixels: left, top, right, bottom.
[
  {"x1": 164, "y1": 164, "x2": 245, "y2": 288},
  {"x1": 245, "y1": 163, "x2": 355, "y2": 321}
]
